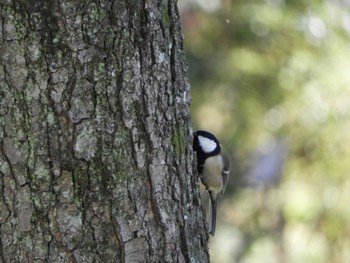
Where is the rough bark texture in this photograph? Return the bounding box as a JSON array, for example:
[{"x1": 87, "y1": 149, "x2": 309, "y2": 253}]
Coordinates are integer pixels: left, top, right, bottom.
[{"x1": 0, "y1": 0, "x2": 209, "y2": 262}]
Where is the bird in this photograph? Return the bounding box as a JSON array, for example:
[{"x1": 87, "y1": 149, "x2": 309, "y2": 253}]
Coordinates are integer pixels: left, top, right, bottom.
[{"x1": 193, "y1": 130, "x2": 230, "y2": 236}]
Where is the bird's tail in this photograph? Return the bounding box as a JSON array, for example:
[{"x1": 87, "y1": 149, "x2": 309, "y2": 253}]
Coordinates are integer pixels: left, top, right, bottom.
[{"x1": 208, "y1": 196, "x2": 217, "y2": 236}]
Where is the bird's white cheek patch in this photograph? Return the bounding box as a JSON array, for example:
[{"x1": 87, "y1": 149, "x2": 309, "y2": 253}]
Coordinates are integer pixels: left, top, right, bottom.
[{"x1": 198, "y1": 135, "x2": 217, "y2": 153}]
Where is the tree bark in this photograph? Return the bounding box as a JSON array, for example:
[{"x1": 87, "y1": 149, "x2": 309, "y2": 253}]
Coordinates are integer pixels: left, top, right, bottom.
[{"x1": 0, "y1": 0, "x2": 209, "y2": 262}]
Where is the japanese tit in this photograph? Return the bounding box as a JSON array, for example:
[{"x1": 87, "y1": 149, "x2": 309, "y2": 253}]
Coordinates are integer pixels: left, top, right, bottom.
[{"x1": 193, "y1": 130, "x2": 230, "y2": 236}]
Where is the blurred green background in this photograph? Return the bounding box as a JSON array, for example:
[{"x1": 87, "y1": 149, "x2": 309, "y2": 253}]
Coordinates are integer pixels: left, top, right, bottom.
[{"x1": 178, "y1": 0, "x2": 350, "y2": 262}]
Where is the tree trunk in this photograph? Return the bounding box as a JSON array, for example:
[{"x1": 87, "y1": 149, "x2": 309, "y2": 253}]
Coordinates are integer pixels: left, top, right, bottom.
[{"x1": 0, "y1": 0, "x2": 209, "y2": 262}]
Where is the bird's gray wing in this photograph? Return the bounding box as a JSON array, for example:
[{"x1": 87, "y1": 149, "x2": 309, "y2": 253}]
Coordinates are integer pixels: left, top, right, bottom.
[{"x1": 221, "y1": 146, "x2": 230, "y2": 195}]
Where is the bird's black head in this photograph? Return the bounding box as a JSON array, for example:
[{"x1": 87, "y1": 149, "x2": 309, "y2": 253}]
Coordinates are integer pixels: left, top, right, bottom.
[{"x1": 193, "y1": 130, "x2": 221, "y2": 173}]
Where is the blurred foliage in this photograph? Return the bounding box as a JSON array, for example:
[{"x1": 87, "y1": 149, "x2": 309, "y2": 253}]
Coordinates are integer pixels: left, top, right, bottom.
[{"x1": 179, "y1": 0, "x2": 350, "y2": 262}]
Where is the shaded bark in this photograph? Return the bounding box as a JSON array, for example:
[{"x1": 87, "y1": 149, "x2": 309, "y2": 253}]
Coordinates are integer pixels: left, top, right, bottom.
[{"x1": 0, "y1": 0, "x2": 209, "y2": 262}]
